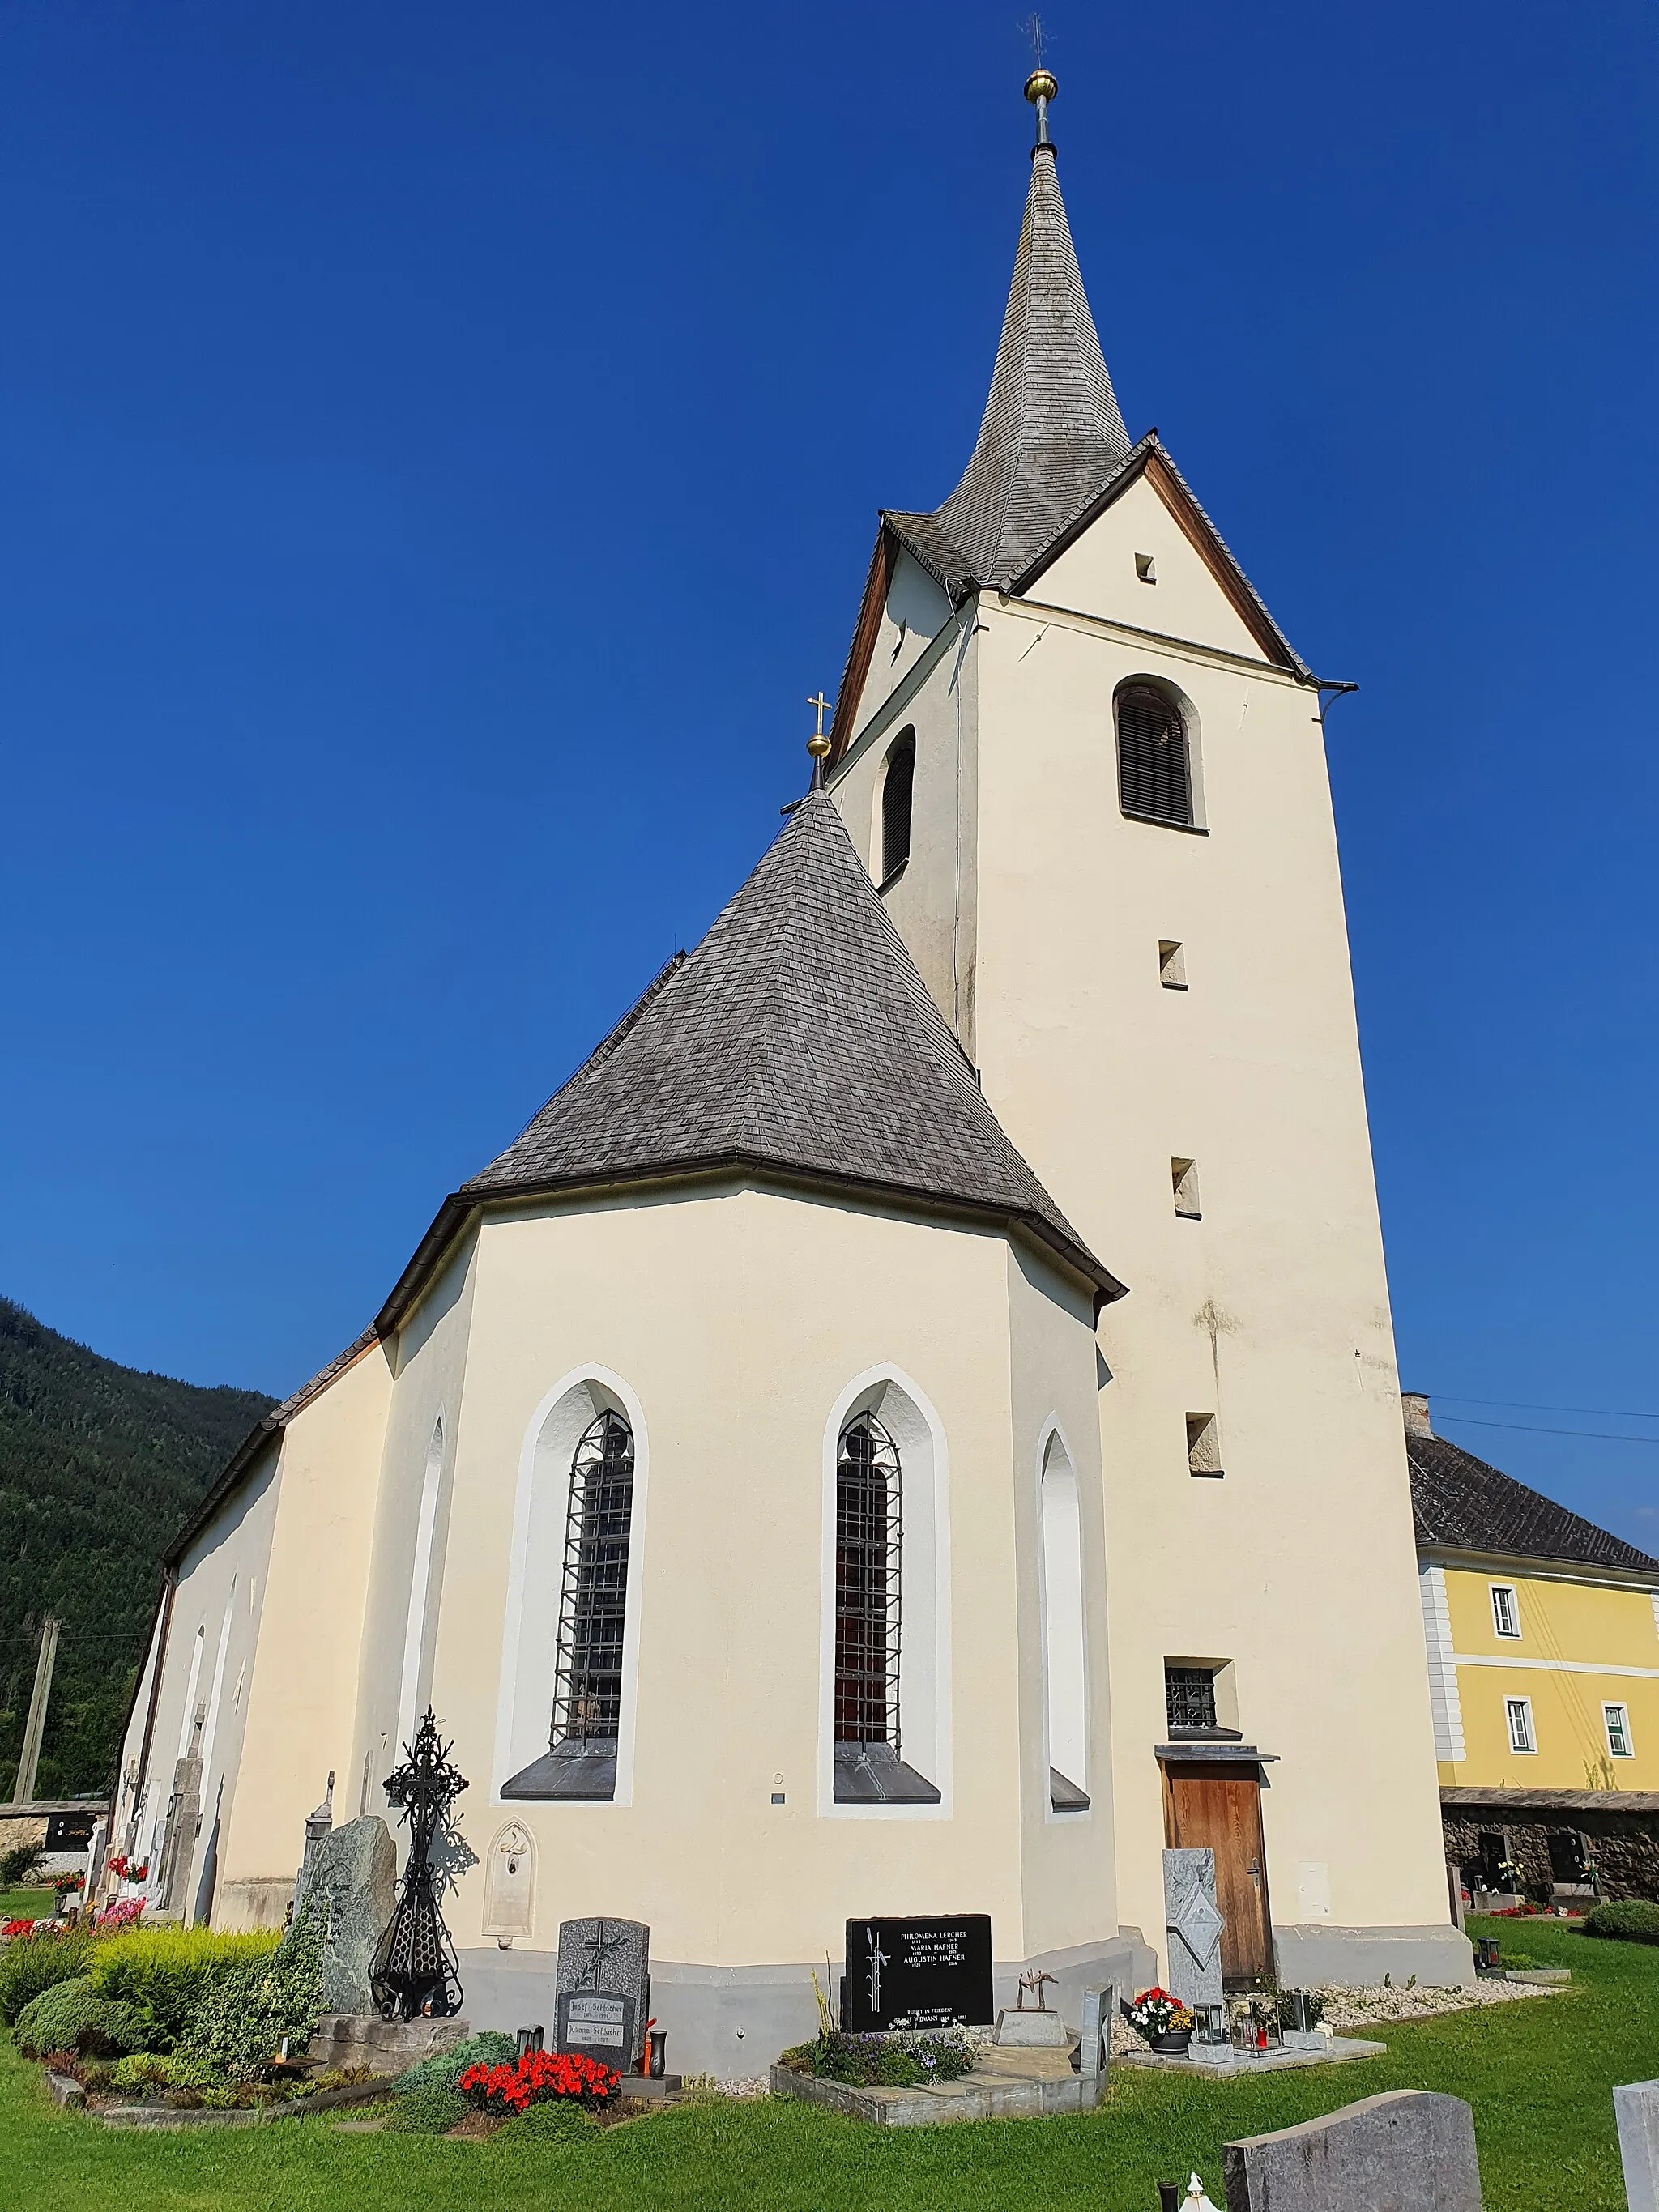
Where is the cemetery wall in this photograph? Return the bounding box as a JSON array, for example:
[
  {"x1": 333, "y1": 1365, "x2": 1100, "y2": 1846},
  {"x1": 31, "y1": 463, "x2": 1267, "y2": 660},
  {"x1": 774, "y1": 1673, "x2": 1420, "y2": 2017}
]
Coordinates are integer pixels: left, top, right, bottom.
[{"x1": 1444, "y1": 1806, "x2": 1659, "y2": 1904}]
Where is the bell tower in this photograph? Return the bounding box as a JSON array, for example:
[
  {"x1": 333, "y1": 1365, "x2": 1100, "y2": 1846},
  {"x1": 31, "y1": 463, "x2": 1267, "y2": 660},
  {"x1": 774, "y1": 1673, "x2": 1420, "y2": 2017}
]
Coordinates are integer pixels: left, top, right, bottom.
[{"x1": 827, "y1": 70, "x2": 1468, "y2": 1988}]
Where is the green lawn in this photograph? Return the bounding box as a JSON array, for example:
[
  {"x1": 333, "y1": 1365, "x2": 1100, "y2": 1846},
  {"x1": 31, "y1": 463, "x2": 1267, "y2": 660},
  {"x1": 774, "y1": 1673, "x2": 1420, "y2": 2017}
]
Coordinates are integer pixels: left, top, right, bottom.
[
  {"x1": 0, "y1": 1888, "x2": 57, "y2": 1922},
  {"x1": 1, "y1": 1918, "x2": 1651, "y2": 2212}
]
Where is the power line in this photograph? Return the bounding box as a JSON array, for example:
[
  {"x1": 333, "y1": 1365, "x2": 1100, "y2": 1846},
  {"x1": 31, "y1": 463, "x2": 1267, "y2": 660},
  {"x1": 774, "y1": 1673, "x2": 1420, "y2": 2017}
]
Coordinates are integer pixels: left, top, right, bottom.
[
  {"x1": 1437, "y1": 1414, "x2": 1659, "y2": 1447},
  {"x1": 1436, "y1": 1394, "x2": 1659, "y2": 1422}
]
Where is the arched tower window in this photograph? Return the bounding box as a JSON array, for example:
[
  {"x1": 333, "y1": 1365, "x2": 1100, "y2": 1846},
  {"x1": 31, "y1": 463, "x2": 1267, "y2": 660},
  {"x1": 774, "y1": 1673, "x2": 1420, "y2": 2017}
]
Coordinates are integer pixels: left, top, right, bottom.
[
  {"x1": 1040, "y1": 1430, "x2": 1090, "y2": 1812},
  {"x1": 1115, "y1": 682, "x2": 1192, "y2": 826},
  {"x1": 881, "y1": 732, "x2": 915, "y2": 883},
  {"x1": 833, "y1": 1409, "x2": 940, "y2": 1802},
  {"x1": 552, "y1": 1410, "x2": 635, "y2": 1751}
]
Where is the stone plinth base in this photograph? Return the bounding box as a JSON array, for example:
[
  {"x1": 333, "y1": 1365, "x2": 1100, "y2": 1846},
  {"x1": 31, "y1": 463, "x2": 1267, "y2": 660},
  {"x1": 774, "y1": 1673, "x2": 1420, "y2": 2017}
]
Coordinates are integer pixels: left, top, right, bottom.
[
  {"x1": 1118, "y1": 2035, "x2": 1386, "y2": 2079},
  {"x1": 770, "y1": 2048, "x2": 1100, "y2": 2126},
  {"x1": 994, "y1": 2007, "x2": 1072, "y2": 2048},
  {"x1": 303, "y1": 2014, "x2": 468, "y2": 2073}
]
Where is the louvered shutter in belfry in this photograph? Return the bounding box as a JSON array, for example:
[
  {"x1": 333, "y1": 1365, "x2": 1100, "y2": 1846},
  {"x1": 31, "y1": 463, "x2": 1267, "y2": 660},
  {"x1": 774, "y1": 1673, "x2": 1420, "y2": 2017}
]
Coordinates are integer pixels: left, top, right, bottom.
[{"x1": 1115, "y1": 684, "x2": 1192, "y2": 825}]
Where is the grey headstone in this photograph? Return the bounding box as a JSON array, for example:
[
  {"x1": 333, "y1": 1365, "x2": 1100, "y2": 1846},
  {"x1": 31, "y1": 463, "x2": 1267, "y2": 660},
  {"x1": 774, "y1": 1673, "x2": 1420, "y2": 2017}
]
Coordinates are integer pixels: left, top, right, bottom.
[
  {"x1": 1077, "y1": 1985, "x2": 1111, "y2": 2083},
  {"x1": 304, "y1": 1815, "x2": 397, "y2": 2016},
  {"x1": 556, "y1": 1918, "x2": 650, "y2": 2072},
  {"x1": 1223, "y1": 2089, "x2": 1482, "y2": 2212},
  {"x1": 1164, "y1": 1847, "x2": 1225, "y2": 2012},
  {"x1": 1615, "y1": 2081, "x2": 1659, "y2": 2212}
]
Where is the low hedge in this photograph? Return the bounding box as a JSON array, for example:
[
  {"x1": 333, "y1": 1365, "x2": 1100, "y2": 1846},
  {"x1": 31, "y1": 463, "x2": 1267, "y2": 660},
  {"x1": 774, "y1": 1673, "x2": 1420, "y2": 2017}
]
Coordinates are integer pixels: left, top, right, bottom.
[
  {"x1": 0, "y1": 1924, "x2": 99, "y2": 2026},
  {"x1": 87, "y1": 1924, "x2": 282, "y2": 2051},
  {"x1": 1583, "y1": 1900, "x2": 1659, "y2": 1944},
  {"x1": 386, "y1": 2086, "x2": 467, "y2": 2135},
  {"x1": 778, "y1": 2029, "x2": 979, "y2": 2086},
  {"x1": 13, "y1": 1975, "x2": 147, "y2": 2060}
]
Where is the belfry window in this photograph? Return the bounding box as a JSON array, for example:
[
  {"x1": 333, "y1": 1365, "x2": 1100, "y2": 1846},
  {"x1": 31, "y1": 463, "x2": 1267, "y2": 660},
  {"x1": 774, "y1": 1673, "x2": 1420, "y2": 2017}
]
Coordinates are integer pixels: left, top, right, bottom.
[
  {"x1": 552, "y1": 1411, "x2": 635, "y2": 1749},
  {"x1": 881, "y1": 733, "x2": 915, "y2": 884},
  {"x1": 1116, "y1": 683, "x2": 1192, "y2": 827},
  {"x1": 833, "y1": 1412, "x2": 939, "y2": 1803}
]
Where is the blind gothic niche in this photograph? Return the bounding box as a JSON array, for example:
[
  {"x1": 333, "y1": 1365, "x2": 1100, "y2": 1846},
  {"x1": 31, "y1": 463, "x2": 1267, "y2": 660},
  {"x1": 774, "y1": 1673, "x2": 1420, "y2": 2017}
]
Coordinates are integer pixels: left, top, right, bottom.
[
  {"x1": 1115, "y1": 681, "x2": 1193, "y2": 827},
  {"x1": 834, "y1": 1412, "x2": 940, "y2": 1804},
  {"x1": 503, "y1": 1407, "x2": 635, "y2": 1801}
]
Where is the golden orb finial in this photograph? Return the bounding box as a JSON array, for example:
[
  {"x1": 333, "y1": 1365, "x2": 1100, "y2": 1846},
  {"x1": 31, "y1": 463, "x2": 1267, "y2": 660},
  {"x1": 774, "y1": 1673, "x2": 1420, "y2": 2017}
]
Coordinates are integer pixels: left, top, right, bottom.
[{"x1": 1024, "y1": 66, "x2": 1057, "y2": 105}]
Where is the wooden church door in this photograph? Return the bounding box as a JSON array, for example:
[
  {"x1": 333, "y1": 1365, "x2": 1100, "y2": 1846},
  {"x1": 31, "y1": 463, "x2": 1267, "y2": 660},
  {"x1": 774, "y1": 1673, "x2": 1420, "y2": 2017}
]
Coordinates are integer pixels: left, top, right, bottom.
[{"x1": 1162, "y1": 1761, "x2": 1273, "y2": 1986}]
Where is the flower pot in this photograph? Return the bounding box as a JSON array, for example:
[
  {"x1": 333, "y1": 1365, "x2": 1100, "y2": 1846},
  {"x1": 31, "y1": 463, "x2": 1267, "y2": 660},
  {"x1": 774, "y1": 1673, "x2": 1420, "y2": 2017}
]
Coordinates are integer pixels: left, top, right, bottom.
[{"x1": 1150, "y1": 2030, "x2": 1192, "y2": 2056}]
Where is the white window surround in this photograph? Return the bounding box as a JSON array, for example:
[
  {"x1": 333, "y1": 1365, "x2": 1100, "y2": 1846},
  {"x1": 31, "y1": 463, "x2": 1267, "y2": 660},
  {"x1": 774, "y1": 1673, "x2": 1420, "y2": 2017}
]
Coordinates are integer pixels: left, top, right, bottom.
[
  {"x1": 1490, "y1": 1583, "x2": 1521, "y2": 1639},
  {"x1": 493, "y1": 1367, "x2": 650, "y2": 1808},
  {"x1": 1505, "y1": 1696, "x2": 1537, "y2": 1754},
  {"x1": 1037, "y1": 1422, "x2": 1089, "y2": 1818},
  {"x1": 818, "y1": 1365, "x2": 953, "y2": 1819},
  {"x1": 175, "y1": 1625, "x2": 207, "y2": 1762},
  {"x1": 1605, "y1": 1703, "x2": 1635, "y2": 1758},
  {"x1": 197, "y1": 1579, "x2": 237, "y2": 1788},
  {"x1": 398, "y1": 1415, "x2": 448, "y2": 1748}
]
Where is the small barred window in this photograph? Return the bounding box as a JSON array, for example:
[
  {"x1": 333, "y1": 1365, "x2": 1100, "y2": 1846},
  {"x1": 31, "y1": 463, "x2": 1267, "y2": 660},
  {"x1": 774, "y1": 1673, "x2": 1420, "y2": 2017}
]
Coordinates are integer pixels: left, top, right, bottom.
[
  {"x1": 1166, "y1": 1665, "x2": 1218, "y2": 1732},
  {"x1": 881, "y1": 733, "x2": 915, "y2": 884}
]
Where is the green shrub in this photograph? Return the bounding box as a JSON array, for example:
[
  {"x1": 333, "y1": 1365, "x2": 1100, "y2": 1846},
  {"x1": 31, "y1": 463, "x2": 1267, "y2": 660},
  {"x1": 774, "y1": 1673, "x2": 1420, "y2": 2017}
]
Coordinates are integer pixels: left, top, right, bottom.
[
  {"x1": 0, "y1": 1842, "x2": 46, "y2": 1886},
  {"x1": 110, "y1": 2052, "x2": 174, "y2": 2092},
  {"x1": 13, "y1": 1975, "x2": 147, "y2": 2059},
  {"x1": 386, "y1": 2085, "x2": 467, "y2": 2135},
  {"x1": 778, "y1": 2029, "x2": 978, "y2": 2086},
  {"x1": 497, "y1": 2097, "x2": 599, "y2": 2144},
  {"x1": 393, "y1": 2031, "x2": 518, "y2": 2099},
  {"x1": 87, "y1": 1924, "x2": 281, "y2": 2051},
  {"x1": 173, "y1": 1904, "x2": 323, "y2": 2084},
  {"x1": 0, "y1": 1924, "x2": 98, "y2": 2026},
  {"x1": 1584, "y1": 1900, "x2": 1659, "y2": 1944}
]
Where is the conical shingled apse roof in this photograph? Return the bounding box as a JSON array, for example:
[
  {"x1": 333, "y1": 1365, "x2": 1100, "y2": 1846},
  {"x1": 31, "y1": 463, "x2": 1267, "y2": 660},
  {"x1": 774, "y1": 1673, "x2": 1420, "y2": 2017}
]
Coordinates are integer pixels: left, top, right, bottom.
[
  {"x1": 465, "y1": 791, "x2": 1120, "y2": 1298},
  {"x1": 890, "y1": 142, "x2": 1132, "y2": 593}
]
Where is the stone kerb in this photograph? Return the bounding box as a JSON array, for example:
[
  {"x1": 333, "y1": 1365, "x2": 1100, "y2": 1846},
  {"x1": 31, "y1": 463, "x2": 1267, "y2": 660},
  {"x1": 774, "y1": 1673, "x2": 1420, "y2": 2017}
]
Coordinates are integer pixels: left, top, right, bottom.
[
  {"x1": 1614, "y1": 2080, "x2": 1659, "y2": 2212},
  {"x1": 1222, "y1": 2089, "x2": 1482, "y2": 2212}
]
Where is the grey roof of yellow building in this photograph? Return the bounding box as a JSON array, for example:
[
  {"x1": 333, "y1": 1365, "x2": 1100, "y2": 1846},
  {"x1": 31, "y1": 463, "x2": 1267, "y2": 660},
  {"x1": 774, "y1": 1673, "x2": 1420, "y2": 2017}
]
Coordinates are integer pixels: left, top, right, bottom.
[
  {"x1": 462, "y1": 786, "x2": 1123, "y2": 1301},
  {"x1": 1408, "y1": 1426, "x2": 1658, "y2": 1575}
]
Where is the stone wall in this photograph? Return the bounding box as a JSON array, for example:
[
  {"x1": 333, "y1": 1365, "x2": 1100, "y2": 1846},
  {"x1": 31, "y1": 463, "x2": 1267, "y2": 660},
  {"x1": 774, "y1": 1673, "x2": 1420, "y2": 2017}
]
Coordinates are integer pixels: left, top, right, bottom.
[{"x1": 1444, "y1": 1809, "x2": 1659, "y2": 1903}]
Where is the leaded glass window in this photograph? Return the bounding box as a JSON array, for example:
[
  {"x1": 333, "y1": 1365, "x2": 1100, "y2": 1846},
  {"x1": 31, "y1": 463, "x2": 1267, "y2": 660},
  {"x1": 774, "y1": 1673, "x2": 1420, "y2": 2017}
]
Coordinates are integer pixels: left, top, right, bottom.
[
  {"x1": 834, "y1": 1413, "x2": 902, "y2": 1748},
  {"x1": 551, "y1": 1410, "x2": 634, "y2": 1747}
]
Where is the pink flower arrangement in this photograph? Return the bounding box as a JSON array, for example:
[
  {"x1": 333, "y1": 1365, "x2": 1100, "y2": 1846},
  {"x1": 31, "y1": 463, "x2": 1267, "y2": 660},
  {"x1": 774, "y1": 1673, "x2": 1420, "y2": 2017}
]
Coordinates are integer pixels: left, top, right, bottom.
[
  {"x1": 458, "y1": 2048, "x2": 620, "y2": 2113},
  {"x1": 93, "y1": 1899, "x2": 145, "y2": 1931}
]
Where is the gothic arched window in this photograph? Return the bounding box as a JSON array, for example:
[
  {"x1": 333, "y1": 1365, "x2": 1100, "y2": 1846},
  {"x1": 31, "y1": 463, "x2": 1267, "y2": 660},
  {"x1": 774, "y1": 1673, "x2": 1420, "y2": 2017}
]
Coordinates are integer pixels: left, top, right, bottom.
[
  {"x1": 552, "y1": 1410, "x2": 635, "y2": 1750},
  {"x1": 881, "y1": 732, "x2": 915, "y2": 883},
  {"x1": 1115, "y1": 682, "x2": 1192, "y2": 826},
  {"x1": 835, "y1": 1414, "x2": 902, "y2": 1747}
]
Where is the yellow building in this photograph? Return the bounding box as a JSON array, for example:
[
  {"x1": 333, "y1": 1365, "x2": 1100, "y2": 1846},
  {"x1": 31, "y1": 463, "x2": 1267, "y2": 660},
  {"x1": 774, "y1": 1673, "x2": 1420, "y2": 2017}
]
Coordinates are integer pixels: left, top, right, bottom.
[{"x1": 1410, "y1": 1392, "x2": 1659, "y2": 1902}]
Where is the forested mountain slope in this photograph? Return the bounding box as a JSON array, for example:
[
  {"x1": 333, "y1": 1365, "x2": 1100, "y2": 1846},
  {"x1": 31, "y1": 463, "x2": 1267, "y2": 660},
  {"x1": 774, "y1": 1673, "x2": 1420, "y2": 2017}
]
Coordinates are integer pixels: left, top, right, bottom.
[{"x1": 0, "y1": 1298, "x2": 274, "y2": 1800}]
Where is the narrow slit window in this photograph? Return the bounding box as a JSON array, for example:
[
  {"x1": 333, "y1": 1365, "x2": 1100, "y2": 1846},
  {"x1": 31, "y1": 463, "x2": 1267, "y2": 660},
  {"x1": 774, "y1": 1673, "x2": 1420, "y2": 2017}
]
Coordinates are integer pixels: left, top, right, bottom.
[
  {"x1": 1158, "y1": 940, "x2": 1188, "y2": 990},
  {"x1": 1505, "y1": 1697, "x2": 1536, "y2": 1754},
  {"x1": 834, "y1": 1415, "x2": 902, "y2": 1746},
  {"x1": 1115, "y1": 683, "x2": 1192, "y2": 827},
  {"x1": 1605, "y1": 1703, "x2": 1634, "y2": 1758},
  {"x1": 1135, "y1": 552, "x2": 1158, "y2": 584},
  {"x1": 1186, "y1": 1414, "x2": 1222, "y2": 1477},
  {"x1": 1491, "y1": 1584, "x2": 1520, "y2": 1639},
  {"x1": 1172, "y1": 1158, "x2": 1201, "y2": 1218},
  {"x1": 881, "y1": 733, "x2": 915, "y2": 884},
  {"x1": 551, "y1": 1411, "x2": 635, "y2": 1748}
]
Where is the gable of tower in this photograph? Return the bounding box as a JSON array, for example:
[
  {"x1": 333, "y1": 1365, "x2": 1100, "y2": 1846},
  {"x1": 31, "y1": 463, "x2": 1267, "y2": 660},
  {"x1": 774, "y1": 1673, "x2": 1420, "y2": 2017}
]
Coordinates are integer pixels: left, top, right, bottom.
[
  {"x1": 845, "y1": 542, "x2": 956, "y2": 738},
  {"x1": 1030, "y1": 466, "x2": 1276, "y2": 663}
]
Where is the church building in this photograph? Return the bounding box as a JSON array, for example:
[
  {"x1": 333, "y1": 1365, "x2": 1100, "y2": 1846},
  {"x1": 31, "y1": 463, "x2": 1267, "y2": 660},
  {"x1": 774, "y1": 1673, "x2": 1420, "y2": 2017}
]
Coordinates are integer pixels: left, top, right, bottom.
[{"x1": 115, "y1": 70, "x2": 1471, "y2": 2076}]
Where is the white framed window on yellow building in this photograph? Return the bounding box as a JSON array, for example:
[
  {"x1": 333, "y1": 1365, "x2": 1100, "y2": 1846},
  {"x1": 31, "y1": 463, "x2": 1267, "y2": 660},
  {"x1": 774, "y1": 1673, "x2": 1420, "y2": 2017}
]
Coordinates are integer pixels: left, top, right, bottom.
[
  {"x1": 1604, "y1": 1703, "x2": 1635, "y2": 1759},
  {"x1": 1491, "y1": 1583, "x2": 1521, "y2": 1638},
  {"x1": 1505, "y1": 1696, "x2": 1536, "y2": 1754}
]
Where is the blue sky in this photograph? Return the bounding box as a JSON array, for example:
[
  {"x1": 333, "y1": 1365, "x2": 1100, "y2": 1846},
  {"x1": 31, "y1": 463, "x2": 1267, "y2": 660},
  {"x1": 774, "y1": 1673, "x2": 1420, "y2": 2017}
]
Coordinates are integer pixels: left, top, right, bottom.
[{"x1": 2, "y1": 2, "x2": 1654, "y2": 1543}]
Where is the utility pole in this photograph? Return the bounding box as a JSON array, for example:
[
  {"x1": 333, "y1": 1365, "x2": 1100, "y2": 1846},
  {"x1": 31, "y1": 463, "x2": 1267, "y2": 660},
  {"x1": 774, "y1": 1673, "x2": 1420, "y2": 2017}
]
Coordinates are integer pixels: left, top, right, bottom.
[{"x1": 8, "y1": 1615, "x2": 60, "y2": 1808}]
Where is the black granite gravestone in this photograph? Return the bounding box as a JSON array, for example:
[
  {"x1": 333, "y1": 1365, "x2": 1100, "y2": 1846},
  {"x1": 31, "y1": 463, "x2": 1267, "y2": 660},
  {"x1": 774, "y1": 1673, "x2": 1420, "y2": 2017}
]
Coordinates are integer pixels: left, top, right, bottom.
[
  {"x1": 844, "y1": 1914, "x2": 994, "y2": 2031},
  {"x1": 555, "y1": 1917, "x2": 650, "y2": 2070}
]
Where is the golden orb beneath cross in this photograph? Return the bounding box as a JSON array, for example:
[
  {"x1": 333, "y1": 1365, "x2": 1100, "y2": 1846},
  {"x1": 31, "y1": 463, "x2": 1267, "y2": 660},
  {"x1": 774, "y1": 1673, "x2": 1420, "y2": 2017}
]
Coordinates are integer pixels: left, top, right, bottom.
[{"x1": 1025, "y1": 68, "x2": 1057, "y2": 105}]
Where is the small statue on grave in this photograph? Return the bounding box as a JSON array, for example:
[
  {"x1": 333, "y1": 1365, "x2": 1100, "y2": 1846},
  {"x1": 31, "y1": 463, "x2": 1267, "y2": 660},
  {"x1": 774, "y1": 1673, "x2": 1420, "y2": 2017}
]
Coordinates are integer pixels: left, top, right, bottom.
[
  {"x1": 1017, "y1": 1967, "x2": 1057, "y2": 2012},
  {"x1": 370, "y1": 1709, "x2": 467, "y2": 2020}
]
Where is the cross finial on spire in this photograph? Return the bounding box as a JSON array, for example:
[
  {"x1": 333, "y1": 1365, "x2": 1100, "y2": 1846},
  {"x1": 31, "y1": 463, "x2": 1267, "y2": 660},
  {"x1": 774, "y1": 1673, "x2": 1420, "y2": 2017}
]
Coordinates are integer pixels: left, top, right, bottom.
[{"x1": 806, "y1": 691, "x2": 834, "y2": 790}]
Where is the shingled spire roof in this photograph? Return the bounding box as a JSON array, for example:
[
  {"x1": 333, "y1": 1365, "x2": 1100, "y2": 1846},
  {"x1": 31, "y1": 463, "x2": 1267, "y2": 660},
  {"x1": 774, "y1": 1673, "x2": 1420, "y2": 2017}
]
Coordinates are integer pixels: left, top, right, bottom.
[
  {"x1": 462, "y1": 789, "x2": 1121, "y2": 1299},
  {"x1": 888, "y1": 94, "x2": 1131, "y2": 595}
]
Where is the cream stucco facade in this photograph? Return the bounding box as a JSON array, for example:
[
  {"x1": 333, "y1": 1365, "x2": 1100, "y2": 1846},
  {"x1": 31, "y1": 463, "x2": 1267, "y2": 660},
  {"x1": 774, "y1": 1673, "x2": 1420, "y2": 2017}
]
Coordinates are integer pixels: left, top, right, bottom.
[{"x1": 114, "y1": 79, "x2": 1471, "y2": 2076}]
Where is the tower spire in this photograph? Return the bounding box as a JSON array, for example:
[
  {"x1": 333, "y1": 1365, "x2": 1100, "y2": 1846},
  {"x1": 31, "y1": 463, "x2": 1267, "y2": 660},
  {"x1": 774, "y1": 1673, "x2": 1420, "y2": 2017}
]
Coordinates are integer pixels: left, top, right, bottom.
[{"x1": 914, "y1": 67, "x2": 1131, "y2": 592}]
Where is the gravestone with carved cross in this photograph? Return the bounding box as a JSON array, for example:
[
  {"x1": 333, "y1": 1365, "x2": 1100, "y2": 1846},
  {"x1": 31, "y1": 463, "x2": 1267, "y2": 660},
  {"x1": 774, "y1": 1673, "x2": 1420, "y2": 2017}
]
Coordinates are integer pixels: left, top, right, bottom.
[{"x1": 555, "y1": 1916, "x2": 650, "y2": 2072}]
